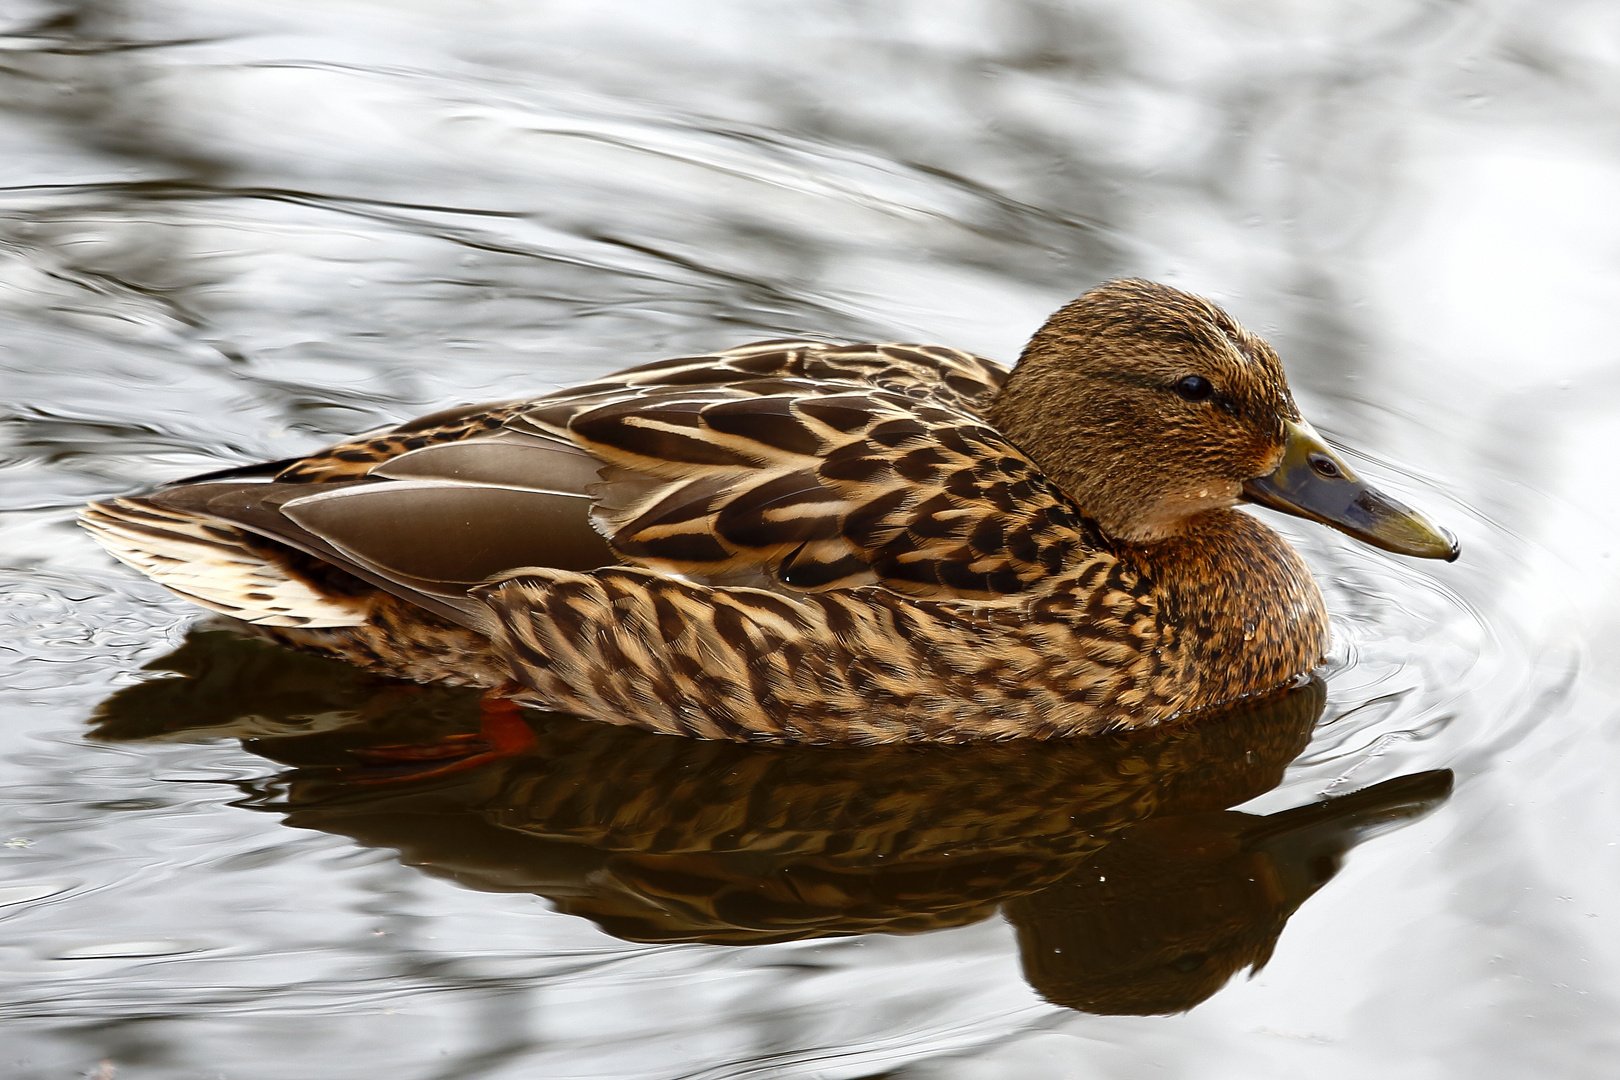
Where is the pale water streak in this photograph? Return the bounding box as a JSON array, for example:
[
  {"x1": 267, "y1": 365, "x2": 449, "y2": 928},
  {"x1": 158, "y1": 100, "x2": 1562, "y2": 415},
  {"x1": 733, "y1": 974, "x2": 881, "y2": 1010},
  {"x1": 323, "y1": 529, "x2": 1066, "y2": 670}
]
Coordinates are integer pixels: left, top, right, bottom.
[{"x1": 3, "y1": 1, "x2": 1620, "y2": 1078}]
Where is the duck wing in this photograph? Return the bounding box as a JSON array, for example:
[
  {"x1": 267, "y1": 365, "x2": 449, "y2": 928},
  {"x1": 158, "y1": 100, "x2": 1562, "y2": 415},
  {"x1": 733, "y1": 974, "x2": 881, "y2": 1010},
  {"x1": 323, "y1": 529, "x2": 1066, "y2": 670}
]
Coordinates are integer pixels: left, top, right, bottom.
[
  {"x1": 87, "y1": 339, "x2": 1104, "y2": 636},
  {"x1": 514, "y1": 340, "x2": 1105, "y2": 597},
  {"x1": 85, "y1": 397, "x2": 614, "y2": 630}
]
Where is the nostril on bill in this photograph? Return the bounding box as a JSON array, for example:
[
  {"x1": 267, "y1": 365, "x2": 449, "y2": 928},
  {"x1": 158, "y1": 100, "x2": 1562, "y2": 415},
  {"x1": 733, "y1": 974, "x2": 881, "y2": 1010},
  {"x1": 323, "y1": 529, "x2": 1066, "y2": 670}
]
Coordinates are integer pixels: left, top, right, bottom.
[{"x1": 1307, "y1": 453, "x2": 1342, "y2": 479}]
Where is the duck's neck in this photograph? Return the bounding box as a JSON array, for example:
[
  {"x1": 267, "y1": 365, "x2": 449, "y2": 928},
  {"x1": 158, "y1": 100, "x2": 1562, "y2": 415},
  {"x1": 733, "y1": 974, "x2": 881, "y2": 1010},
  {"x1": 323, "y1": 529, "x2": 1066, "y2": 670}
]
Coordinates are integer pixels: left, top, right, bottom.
[{"x1": 1123, "y1": 509, "x2": 1330, "y2": 710}]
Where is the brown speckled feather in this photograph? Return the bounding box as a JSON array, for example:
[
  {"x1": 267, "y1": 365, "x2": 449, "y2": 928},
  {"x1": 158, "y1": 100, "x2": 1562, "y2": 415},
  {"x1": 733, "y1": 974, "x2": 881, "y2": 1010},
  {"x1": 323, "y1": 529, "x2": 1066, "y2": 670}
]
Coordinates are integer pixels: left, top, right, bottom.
[
  {"x1": 274, "y1": 399, "x2": 535, "y2": 484},
  {"x1": 474, "y1": 565, "x2": 1169, "y2": 743},
  {"x1": 513, "y1": 343, "x2": 1087, "y2": 598},
  {"x1": 472, "y1": 505, "x2": 1321, "y2": 743}
]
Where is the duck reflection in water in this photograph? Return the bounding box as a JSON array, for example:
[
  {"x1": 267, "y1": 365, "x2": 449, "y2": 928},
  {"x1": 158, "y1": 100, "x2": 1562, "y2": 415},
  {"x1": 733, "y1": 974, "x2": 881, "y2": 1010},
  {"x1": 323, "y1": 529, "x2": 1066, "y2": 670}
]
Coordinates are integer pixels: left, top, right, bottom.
[{"x1": 91, "y1": 629, "x2": 1451, "y2": 1016}]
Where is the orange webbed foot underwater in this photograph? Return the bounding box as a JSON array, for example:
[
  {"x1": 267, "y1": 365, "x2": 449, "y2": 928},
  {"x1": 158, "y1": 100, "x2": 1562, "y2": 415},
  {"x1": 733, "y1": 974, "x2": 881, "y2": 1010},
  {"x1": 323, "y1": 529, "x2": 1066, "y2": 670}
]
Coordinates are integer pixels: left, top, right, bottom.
[{"x1": 348, "y1": 697, "x2": 537, "y2": 784}]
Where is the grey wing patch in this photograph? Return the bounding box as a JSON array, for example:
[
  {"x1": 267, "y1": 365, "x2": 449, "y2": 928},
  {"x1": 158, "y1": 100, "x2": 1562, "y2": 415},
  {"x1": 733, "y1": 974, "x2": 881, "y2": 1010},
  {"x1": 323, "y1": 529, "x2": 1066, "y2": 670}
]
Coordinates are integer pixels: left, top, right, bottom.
[
  {"x1": 133, "y1": 482, "x2": 501, "y2": 628},
  {"x1": 92, "y1": 422, "x2": 622, "y2": 630},
  {"x1": 278, "y1": 479, "x2": 613, "y2": 589},
  {"x1": 370, "y1": 428, "x2": 605, "y2": 495},
  {"x1": 276, "y1": 428, "x2": 618, "y2": 590}
]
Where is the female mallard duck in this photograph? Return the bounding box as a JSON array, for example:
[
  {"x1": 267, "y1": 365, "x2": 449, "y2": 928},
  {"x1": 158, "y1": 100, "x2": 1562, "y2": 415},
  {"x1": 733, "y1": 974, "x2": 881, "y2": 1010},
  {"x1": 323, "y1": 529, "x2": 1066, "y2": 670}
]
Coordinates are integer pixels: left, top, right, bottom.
[{"x1": 82, "y1": 279, "x2": 1457, "y2": 743}]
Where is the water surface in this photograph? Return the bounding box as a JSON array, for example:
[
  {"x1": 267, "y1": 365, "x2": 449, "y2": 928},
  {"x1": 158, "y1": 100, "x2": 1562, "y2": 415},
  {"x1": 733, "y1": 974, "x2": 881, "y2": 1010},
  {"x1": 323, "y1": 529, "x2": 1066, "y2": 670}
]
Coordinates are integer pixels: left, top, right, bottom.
[{"x1": 4, "y1": 2, "x2": 1620, "y2": 1077}]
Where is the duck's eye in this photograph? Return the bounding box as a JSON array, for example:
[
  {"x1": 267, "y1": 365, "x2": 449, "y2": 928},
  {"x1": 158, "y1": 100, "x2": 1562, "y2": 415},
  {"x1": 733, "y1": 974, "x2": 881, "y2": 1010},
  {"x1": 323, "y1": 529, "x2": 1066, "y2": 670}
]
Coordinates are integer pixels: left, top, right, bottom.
[{"x1": 1172, "y1": 375, "x2": 1214, "y2": 402}]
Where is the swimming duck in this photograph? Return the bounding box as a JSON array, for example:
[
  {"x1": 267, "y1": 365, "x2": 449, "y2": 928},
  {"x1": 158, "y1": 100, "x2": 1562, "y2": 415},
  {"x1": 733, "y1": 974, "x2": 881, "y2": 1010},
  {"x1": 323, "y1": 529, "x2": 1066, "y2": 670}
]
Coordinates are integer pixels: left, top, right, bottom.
[{"x1": 81, "y1": 279, "x2": 1457, "y2": 743}]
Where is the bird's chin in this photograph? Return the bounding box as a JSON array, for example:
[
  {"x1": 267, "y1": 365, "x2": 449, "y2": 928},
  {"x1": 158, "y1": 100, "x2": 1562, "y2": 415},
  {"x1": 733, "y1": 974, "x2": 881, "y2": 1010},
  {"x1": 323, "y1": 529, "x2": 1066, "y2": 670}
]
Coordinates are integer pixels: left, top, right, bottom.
[{"x1": 1106, "y1": 488, "x2": 1244, "y2": 546}]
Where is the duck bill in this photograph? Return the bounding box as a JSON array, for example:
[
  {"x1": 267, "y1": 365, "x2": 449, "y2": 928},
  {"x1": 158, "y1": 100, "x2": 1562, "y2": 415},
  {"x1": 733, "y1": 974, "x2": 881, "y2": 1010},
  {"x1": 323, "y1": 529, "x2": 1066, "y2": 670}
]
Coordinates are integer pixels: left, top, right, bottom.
[{"x1": 1242, "y1": 419, "x2": 1459, "y2": 561}]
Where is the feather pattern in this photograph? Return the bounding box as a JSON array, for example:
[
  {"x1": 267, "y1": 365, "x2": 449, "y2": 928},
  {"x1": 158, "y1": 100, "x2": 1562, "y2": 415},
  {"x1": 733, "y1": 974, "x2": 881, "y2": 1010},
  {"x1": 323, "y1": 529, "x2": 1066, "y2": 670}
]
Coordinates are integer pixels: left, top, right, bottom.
[
  {"x1": 513, "y1": 343, "x2": 1085, "y2": 598},
  {"x1": 80, "y1": 498, "x2": 372, "y2": 627},
  {"x1": 474, "y1": 563, "x2": 1179, "y2": 743}
]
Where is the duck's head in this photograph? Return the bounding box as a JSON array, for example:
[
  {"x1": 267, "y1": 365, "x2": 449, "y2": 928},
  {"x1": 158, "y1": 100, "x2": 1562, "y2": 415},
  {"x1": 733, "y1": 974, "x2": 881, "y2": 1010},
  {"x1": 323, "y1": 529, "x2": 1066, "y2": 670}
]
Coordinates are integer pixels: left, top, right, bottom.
[{"x1": 992, "y1": 279, "x2": 1458, "y2": 560}]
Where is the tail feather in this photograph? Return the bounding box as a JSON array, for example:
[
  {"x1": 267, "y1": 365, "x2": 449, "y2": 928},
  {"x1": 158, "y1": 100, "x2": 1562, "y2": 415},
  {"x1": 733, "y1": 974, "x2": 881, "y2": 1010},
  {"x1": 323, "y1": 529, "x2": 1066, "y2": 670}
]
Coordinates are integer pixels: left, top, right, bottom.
[{"x1": 80, "y1": 497, "x2": 371, "y2": 628}]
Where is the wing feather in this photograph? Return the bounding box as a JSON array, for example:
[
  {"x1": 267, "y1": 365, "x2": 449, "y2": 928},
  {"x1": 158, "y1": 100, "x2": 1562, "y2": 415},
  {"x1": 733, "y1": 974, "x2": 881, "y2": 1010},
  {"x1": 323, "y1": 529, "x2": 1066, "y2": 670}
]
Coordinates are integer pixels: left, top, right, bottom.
[
  {"x1": 515, "y1": 341, "x2": 1103, "y2": 598},
  {"x1": 79, "y1": 497, "x2": 372, "y2": 627},
  {"x1": 90, "y1": 338, "x2": 1088, "y2": 629}
]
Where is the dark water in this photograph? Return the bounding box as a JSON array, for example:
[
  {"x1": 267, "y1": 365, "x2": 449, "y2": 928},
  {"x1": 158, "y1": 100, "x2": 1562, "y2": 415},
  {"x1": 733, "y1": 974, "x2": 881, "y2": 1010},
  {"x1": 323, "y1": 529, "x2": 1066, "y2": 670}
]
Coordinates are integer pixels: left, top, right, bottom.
[{"x1": 3, "y1": 2, "x2": 1619, "y2": 1077}]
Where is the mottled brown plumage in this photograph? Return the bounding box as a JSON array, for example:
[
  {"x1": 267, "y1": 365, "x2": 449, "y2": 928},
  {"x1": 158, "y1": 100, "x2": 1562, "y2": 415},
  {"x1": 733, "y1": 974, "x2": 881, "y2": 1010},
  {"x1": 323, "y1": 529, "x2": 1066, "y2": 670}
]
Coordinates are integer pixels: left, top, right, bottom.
[{"x1": 81, "y1": 280, "x2": 1457, "y2": 743}]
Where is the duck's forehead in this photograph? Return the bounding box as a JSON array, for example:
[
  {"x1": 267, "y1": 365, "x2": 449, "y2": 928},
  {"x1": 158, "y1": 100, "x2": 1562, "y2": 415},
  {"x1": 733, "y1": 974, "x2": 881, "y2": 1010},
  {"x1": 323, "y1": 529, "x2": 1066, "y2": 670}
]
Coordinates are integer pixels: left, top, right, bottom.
[
  {"x1": 1134, "y1": 290, "x2": 1280, "y2": 375},
  {"x1": 1226, "y1": 331, "x2": 1294, "y2": 412}
]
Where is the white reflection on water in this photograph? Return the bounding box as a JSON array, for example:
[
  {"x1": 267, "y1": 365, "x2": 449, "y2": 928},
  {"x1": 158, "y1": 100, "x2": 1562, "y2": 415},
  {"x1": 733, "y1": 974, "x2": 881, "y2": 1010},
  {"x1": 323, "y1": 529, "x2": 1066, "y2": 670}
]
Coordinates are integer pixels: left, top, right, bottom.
[{"x1": 4, "y1": 0, "x2": 1620, "y2": 1077}]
